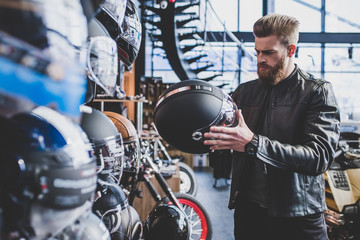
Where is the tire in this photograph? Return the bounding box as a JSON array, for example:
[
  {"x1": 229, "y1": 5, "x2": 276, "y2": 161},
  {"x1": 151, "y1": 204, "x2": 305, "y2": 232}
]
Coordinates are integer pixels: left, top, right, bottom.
[
  {"x1": 178, "y1": 161, "x2": 198, "y2": 197},
  {"x1": 172, "y1": 193, "x2": 212, "y2": 240}
]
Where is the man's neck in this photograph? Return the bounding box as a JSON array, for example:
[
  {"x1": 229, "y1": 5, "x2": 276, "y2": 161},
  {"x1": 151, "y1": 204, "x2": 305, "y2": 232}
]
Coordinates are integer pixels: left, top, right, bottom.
[{"x1": 283, "y1": 61, "x2": 296, "y2": 80}]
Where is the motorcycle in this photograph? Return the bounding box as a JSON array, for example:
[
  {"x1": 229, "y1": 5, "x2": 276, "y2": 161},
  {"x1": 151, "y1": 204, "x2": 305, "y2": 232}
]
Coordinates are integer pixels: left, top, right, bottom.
[{"x1": 325, "y1": 132, "x2": 360, "y2": 239}]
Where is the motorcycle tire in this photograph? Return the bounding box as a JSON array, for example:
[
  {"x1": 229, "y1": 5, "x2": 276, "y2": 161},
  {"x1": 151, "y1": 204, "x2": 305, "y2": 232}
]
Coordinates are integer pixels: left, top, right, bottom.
[
  {"x1": 179, "y1": 162, "x2": 198, "y2": 197},
  {"x1": 168, "y1": 192, "x2": 212, "y2": 240}
]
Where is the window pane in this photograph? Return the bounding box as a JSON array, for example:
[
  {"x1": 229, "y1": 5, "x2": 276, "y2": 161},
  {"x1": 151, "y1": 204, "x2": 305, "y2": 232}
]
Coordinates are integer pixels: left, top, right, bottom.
[
  {"x1": 325, "y1": 44, "x2": 360, "y2": 73},
  {"x1": 273, "y1": 0, "x2": 322, "y2": 32},
  {"x1": 326, "y1": 73, "x2": 360, "y2": 121},
  {"x1": 295, "y1": 44, "x2": 322, "y2": 74},
  {"x1": 325, "y1": 0, "x2": 360, "y2": 32},
  {"x1": 200, "y1": 0, "x2": 239, "y2": 31},
  {"x1": 239, "y1": 0, "x2": 263, "y2": 31}
]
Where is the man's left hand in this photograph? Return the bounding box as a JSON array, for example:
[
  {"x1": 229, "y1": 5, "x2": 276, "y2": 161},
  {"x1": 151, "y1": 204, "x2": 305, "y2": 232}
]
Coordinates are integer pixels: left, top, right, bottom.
[{"x1": 203, "y1": 110, "x2": 254, "y2": 152}]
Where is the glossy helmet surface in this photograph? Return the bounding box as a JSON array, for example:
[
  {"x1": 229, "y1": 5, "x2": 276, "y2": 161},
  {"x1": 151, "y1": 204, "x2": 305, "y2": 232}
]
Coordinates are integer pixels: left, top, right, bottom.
[
  {"x1": 154, "y1": 79, "x2": 238, "y2": 154},
  {"x1": 0, "y1": 0, "x2": 88, "y2": 118},
  {"x1": 0, "y1": 106, "x2": 97, "y2": 238},
  {"x1": 116, "y1": 0, "x2": 142, "y2": 67},
  {"x1": 56, "y1": 211, "x2": 111, "y2": 240},
  {"x1": 80, "y1": 108, "x2": 125, "y2": 183},
  {"x1": 93, "y1": 182, "x2": 129, "y2": 234},
  {"x1": 93, "y1": 0, "x2": 126, "y2": 45},
  {"x1": 103, "y1": 111, "x2": 141, "y2": 181},
  {"x1": 143, "y1": 204, "x2": 189, "y2": 240},
  {"x1": 80, "y1": 212, "x2": 112, "y2": 240},
  {"x1": 93, "y1": 180, "x2": 142, "y2": 240},
  {"x1": 85, "y1": 13, "x2": 118, "y2": 102}
]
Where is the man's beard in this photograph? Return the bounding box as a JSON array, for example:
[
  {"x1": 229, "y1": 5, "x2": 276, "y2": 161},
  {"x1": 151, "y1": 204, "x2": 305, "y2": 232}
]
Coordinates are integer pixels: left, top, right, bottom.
[{"x1": 257, "y1": 55, "x2": 286, "y2": 85}]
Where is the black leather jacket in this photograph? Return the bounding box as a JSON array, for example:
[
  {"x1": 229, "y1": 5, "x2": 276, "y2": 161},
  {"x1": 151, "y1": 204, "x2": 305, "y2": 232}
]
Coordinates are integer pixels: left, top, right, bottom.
[{"x1": 228, "y1": 65, "x2": 341, "y2": 217}]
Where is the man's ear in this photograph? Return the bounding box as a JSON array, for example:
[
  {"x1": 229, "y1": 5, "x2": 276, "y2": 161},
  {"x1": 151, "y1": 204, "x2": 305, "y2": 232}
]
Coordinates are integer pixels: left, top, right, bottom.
[{"x1": 287, "y1": 44, "x2": 296, "y2": 58}]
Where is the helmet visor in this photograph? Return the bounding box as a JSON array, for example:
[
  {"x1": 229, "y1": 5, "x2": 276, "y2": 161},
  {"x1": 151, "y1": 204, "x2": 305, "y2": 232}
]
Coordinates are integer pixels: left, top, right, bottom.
[
  {"x1": 123, "y1": 140, "x2": 141, "y2": 174},
  {"x1": 192, "y1": 92, "x2": 238, "y2": 141},
  {"x1": 87, "y1": 36, "x2": 118, "y2": 96},
  {"x1": 93, "y1": 134, "x2": 125, "y2": 180},
  {"x1": 116, "y1": 0, "x2": 142, "y2": 66},
  {"x1": 101, "y1": 0, "x2": 127, "y2": 29},
  {"x1": 118, "y1": 6, "x2": 141, "y2": 51},
  {"x1": 215, "y1": 93, "x2": 238, "y2": 127}
]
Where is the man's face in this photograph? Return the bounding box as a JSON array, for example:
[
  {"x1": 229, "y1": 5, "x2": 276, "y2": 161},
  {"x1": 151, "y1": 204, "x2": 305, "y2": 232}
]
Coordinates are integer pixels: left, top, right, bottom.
[{"x1": 255, "y1": 35, "x2": 288, "y2": 85}]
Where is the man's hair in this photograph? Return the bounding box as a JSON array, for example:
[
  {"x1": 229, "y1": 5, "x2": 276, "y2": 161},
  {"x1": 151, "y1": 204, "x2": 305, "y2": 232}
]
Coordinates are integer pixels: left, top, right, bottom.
[{"x1": 253, "y1": 14, "x2": 300, "y2": 46}]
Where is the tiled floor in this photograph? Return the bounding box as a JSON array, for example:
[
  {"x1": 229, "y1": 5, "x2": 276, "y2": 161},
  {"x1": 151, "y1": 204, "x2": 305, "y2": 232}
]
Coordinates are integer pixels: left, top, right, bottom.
[{"x1": 193, "y1": 167, "x2": 235, "y2": 240}]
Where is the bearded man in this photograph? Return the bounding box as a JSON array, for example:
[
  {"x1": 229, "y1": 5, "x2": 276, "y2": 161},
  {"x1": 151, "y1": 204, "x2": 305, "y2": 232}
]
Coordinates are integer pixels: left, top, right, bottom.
[{"x1": 204, "y1": 14, "x2": 340, "y2": 240}]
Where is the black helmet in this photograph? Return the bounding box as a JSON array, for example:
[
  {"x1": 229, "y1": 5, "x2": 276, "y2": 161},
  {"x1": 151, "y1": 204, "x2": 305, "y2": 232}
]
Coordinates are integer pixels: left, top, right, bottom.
[
  {"x1": 93, "y1": 0, "x2": 141, "y2": 67},
  {"x1": 0, "y1": 0, "x2": 89, "y2": 118},
  {"x1": 143, "y1": 204, "x2": 189, "y2": 240},
  {"x1": 154, "y1": 79, "x2": 238, "y2": 154},
  {"x1": 80, "y1": 108, "x2": 125, "y2": 183},
  {"x1": 93, "y1": 181, "x2": 143, "y2": 239},
  {"x1": 93, "y1": 182, "x2": 129, "y2": 234},
  {"x1": 0, "y1": 106, "x2": 97, "y2": 239},
  {"x1": 116, "y1": 0, "x2": 142, "y2": 67}
]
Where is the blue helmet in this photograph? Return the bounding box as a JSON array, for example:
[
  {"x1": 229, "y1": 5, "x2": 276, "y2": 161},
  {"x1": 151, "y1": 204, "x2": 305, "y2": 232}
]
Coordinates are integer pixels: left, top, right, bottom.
[
  {"x1": 0, "y1": 0, "x2": 89, "y2": 118},
  {"x1": 0, "y1": 106, "x2": 97, "y2": 239}
]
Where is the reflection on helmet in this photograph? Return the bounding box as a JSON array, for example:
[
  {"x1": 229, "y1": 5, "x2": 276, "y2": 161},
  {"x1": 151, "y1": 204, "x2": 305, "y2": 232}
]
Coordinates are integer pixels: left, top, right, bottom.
[
  {"x1": 0, "y1": 0, "x2": 88, "y2": 118},
  {"x1": 86, "y1": 12, "x2": 119, "y2": 102},
  {"x1": 80, "y1": 212, "x2": 111, "y2": 240},
  {"x1": 56, "y1": 210, "x2": 111, "y2": 240},
  {"x1": 116, "y1": 0, "x2": 142, "y2": 67},
  {"x1": 0, "y1": 106, "x2": 97, "y2": 239},
  {"x1": 93, "y1": 179, "x2": 143, "y2": 240},
  {"x1": 86, "y1": 35, "x2": 118, "y2": 97},
  {"x1": 143, "y1": 204, "x2": 189, "y2": 240},
  {"x1": 0, "y1": 0, "x2": 87, "y2": 63},
  {"x1": 94, "y1": 0, "x2": 127, "y2": 42},
  {"x1": 81, "y1": 108, "x2": 125, "y2": 183},
  {"x1": 103, "y1": 111, "x2": 141, "y2": 182},
  {"x1": 154, "y1": 79, "x2": 238, "y2": 154}
]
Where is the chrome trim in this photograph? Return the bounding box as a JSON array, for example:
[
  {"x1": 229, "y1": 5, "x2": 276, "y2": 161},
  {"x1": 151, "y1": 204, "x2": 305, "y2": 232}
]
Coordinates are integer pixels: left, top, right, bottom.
[{"x1": 156, "y1": 85, "x2": 213, "y2": 106}]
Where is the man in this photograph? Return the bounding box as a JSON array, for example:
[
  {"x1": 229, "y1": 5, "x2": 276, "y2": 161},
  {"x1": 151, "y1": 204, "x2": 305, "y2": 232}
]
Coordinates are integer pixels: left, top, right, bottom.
[{"x1": 203, "y1": 14, "x2": 340, "y2": 240}]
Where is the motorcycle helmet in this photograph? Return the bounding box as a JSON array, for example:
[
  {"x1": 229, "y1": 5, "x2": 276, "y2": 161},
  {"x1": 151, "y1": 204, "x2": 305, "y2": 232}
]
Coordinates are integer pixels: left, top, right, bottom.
[
  {"x1": 85, "y1": 15, "x2": 119, "y2": 103},
  {"x1": 116, "y1": 0, "x2": 142, "y2": 67},
  {"x1": 93, "y1": 0, "x2": 127, "y2": 42},
  {"x1": 0, "y1": 106, "x2": 97, "y2": 239},
  {"x1": 0, "y1": 0, "x2": 88, "y2": 119},
  {"x1": 80, "y1": 108, "x2": 125, "y2": 183},
  {"x1": 143, "y1": 203, "x2": 189, "y2": 240},
  {"x1": 54, "y1": 210, "x2": 111, "y2": 240},
  {"x1": 80, "y1": 212, "x2": 112, "y2": 240},
  {"x1": 93, "y1": 180, "x2": 142, "y2": 240},
  {"x1": 154, "y1": 79, "x2": 238, "y2": 154},
  {"x1": 103, "y1": 111, "x2": 141, "y2": 185},
  {"x1": 80, "y1": 0, "x2": 105, "y2": 21}
]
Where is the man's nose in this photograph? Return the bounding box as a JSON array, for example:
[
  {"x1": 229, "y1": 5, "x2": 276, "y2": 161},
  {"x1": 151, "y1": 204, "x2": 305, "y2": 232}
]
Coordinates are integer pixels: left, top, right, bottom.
[{"x1": 258, "y1": 54, "x2": 266, "y2": 63}]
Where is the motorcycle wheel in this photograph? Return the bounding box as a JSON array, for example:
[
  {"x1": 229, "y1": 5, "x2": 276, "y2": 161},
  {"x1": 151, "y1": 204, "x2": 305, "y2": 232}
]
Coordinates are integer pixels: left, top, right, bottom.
[
  {"x1": 179, "y1": 162, "x2": 198, "y2": 197},
  {"x1": 171, "y1": 193, "x2": 212, "y2": 240}
]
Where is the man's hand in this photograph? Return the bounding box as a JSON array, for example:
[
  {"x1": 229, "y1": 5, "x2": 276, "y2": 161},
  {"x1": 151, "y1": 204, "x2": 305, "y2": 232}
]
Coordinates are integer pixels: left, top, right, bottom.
[{"x1": 203, "y1": 110, "x2": 254, "y2": 152}]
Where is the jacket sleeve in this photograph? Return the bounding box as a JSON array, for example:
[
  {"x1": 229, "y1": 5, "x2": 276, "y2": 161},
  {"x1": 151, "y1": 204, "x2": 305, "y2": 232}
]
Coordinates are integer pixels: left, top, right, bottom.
[{"x1": 256, "y1": 82, "x2": 341, "y2": 176}]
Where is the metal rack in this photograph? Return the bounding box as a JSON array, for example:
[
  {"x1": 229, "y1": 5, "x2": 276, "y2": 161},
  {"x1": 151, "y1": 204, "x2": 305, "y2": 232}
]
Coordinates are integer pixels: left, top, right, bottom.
[{"x1": 93, "y1": 97, "x2": 148, "y2": 134}]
